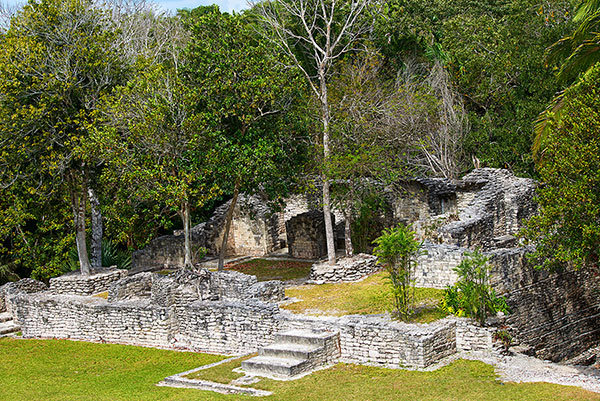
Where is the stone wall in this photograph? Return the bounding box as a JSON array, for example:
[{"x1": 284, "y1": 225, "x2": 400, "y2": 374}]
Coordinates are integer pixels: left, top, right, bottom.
[
  {"x1": 310, "y1": 254, "x2": 380, "y2": 283},
  {"x1": 286, "y1": 211, "x2": 334, "y2": 259},
  {"x1": 13, "y1": 288, "x2": 463, "y2": 369},
  {"x1": 414, "y1": 242, "x2": 467, "y2": 289},
  {"x1": 488, "y1": 248, "x2": 600, "y2": 363},
  {"x1": 132, "y1": 195, "x2": 282, "y2": 272},
  {"x1": 455, "y1": 319, "x2": 494, "y2": 352},
  {"x1": 0, "y1": 278, "x2": 47, "y2": 313},
  {"x1": 49, "y1": 269, "x2": 127, "y2": 296},
  {"x1": 12, "y1": 267, "x2": 495, "y2": 369}
]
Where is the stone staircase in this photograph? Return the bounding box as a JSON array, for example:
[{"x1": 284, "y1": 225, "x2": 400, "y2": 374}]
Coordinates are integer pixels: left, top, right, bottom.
[
  {"x1": 0, "y1": 312, "x2": 19, "y2": 337},
  {"x1": 242, "y1": 329, "x2": 340, "y2": 379}
]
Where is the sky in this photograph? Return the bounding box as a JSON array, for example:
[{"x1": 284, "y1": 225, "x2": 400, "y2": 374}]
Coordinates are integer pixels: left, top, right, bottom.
[{"x1": 2, "y1": 0, "x2": 249, "y2": 15}]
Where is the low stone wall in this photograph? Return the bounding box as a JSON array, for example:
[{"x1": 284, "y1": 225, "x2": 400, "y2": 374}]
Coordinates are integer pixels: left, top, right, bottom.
[
  {"x1": 455, "y1": 319, "x2": 494, "y2": 352},
  {"x1": 0, "y1": 278, "x2": 47, "y2": 313},
  {"x1": 49, "y1": 269, "x2": 127, "y2": 296},
  {"x1": 309, "y1": 254, "x2": 380, "y2": 283},
  {"x1": 279, "y1": 314, "x2": 458, "y2": 369},
  {"x1": 13, "y1": 288, "x2": 478, "y2": 369}
]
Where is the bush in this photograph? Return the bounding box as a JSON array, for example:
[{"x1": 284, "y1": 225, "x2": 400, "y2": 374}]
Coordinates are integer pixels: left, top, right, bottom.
[
  {"x1": 522, "y1": 64, "x2": 600, "y2": 272},
  {"x1": 440, "y1": 250, "x2": 509, "y2": 325},
  {"x1": 373, "y1": 224, "x2": 424, "y2": 320}
]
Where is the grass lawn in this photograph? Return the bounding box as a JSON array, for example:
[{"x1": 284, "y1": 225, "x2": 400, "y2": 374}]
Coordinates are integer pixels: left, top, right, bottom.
[
  {"x1": 283, "y1": 271, "x2": 448, "y2": 323},
  {"x1": 226, "y1": 258, "x2": 313, "y2": 281},
  {"x1": 3, "y1": 338, "x2": 598, "y2": 401}
]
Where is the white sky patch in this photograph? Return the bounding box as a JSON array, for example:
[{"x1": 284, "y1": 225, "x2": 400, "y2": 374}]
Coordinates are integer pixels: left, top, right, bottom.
[
  {"x1": 2, "y1": 0, "x2": 249, "y2": 15},
  {"x1": 154, "y1": 0, "x2": 249, "y2": 13}
]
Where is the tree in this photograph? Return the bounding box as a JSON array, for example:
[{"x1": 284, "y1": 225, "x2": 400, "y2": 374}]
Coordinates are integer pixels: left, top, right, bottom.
[
  {"x1": 95, "y1": 63, "x2": 219, "y2": 269},
  {"x1": 535, "y1": 0, "x2": 600, "y2": 159},
  {"x1": 377, "y1": 0, "x2": 574, "y2": 177},
  {"x1": 185, "y1": 7, "x2": 308, "y2": 270},
  {"x1": 253, "y1": 0, "x2": 374, "y2": 264},
  {"x1": 0, "y1": 0, "x2": 127, "y2": 276},
  {"x1": 522, "y1": 63, "x2": 600, "y2": 272},
  {"x1": 373, "y1": 224, "x2": 423, "y2": 320}
]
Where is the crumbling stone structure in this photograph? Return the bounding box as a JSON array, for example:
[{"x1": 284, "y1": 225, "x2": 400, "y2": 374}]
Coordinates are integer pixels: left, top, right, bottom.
[
  {"x1": 132, "y1": 194, "x2": 282, "y2": 271},
  {"x1": 286, "y1": 211, "x2": 334, "y2": 259}
]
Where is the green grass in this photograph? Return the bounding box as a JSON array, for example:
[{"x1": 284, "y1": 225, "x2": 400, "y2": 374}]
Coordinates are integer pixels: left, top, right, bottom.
[
  {"x1": 1, "y1": 338, "x2": 599, "y2": 400},
  {"x1": 185, "y1": 354, "x2": 255, "y2": 384},
  {"x1": 283, "y1": 271, "x2": 448, "y2": 322},
  {"x1": 226, "y1": 259, "x2": 313, "y2": 281}
]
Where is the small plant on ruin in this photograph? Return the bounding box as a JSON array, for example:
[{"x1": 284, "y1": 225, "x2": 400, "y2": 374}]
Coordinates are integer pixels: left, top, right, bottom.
[
  {"x1": 373, "y1": 224, "x2": 424, "y2": 320},
  {"x1": 440, "y1": 250, "x2": 509, "y2": 325},
  {"x1": 493, "y1": 328, "x2": 513, "y2": 354}
]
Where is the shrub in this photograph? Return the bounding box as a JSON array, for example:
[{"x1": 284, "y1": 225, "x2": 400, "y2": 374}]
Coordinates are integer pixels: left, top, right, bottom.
[
  {"x1": 440, "y1": 250, "x2": 509, "y2": 325},
  {"x1": 523, "y1": 64, "x2": 600, "y2": 272},
  {"x1": 373, "y1": 224, "x2": 424, "y2": 320}
]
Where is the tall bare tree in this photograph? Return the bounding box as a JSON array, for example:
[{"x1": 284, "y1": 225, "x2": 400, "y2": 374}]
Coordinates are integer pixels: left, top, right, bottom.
[{"x1": 253, "y1": 0, "x2": 374, "y2": 264}]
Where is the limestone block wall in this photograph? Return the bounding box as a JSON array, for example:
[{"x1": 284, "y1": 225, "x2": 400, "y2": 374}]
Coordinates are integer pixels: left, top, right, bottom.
[
  {"x1": 414, "y1": 242, "x2": 467, "y2": 289},
  {"x1": 455, "y1": 319, "x2": 494, "y2": 352},
  {"x1": 13, "y1": 288, "x2": 481, "y2": 369},
  {"x1": 14, "y1": 294, "x2": 172, "y2": 348},
  {"x1": 309, "y1": 254, "x2": 380, "y2": 283},
  {"x1": 171, "y1": 301, "x2": 281, "y2": 354},
  {"x1": 286, "y1": 211, "x2": 334, "y2": 259},
  {"x1": 49, "y1": 269, "x2": 126, "y2": 296},
  {"x1": 0, "y1": 278, "x2": 47, "y2": 313},
  {"x1": 281, "y1": 314, "x2": 458, "y2": 369},
  {"x1": 488, "y1": 248, "x2": 600, "y2": 362}
]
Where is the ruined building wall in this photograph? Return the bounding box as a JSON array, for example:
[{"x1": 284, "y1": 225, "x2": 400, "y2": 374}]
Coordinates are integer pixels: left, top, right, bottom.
[{"x1": 489, "y1": 248, "x2": 600, "y2": 362}]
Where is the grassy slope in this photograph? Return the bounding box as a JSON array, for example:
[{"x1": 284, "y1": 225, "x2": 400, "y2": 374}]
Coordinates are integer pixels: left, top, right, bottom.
[
  {"x1": 3, "y1": 338, "x2": 598, "y2": 401},
  {"x1": 283, "y1": 272, "x2": 448, "y2": 322}
]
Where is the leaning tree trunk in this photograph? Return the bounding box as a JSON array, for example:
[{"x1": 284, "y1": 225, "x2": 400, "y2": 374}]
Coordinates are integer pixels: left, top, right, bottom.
[
  {"x1": 320, "y1": 68, "x2": 336, "y2": 264},
  {"x1": 218, "y1": 181, "x2": 240, "y2": 271},
  {"x1": 179, "y1": 201, "x2": 192, "y2": 269},
  {"x1": 88, "y1": 186, "x2": 103, "y2": 269},
  {"x1": 71, "y1": 188, "x2": 91, "y2": 276}
]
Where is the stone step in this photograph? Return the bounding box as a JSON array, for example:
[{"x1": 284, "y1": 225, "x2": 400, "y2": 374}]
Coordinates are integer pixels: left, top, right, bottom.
[
  {"x1": 274, "y1": 329, "x2": 335, "y2": 347},
  {"x1": 259, "y1": 342, "x2": 320, "y2": 360},
  {"x1": 0, "y1": 321, "x2": 20, "y2": 336},
  {"x1": 0, "y1": 312, "x2": 13, "y2": 323},
  {"x1": 241, "y1": 356, "x2": 309, "y2": 378}
]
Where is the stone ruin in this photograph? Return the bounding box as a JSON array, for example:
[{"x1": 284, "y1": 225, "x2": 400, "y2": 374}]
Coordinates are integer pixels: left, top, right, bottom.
[
  {"x1": 2, "y1": 167, "x2": 598, "y2": 369},
  {"x1": 286, "y1": 211, "x2": 334, "y2": 259}
]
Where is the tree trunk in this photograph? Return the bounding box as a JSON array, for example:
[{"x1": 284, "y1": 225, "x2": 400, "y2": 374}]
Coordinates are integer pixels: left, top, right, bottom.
[
  {"x1": 218, "y1": 181, "x2": 240, "y2": 271},
  {"x1": 88, "y1": 186, "x2": 103, "y2": 269},
  {"x1": 180, "y1": 201, "x2": 192, "y2": 269},
  {"x1": 71, "y1": 188, "x2": 91, "y2": 276},
  {"x1": 320, "y1": 68, "x2": 336, "y2": 264},
  {"x1": 344, "y1": 209, "x2": 354, "y2": 257}
]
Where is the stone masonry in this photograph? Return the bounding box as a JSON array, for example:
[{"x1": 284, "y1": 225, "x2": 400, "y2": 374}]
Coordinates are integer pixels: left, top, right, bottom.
[
  {"x1": 286, "y1": 211, "x2": 334, "y2": 259},
  {"x1": 49, "y1": 268, "x2": 127, "y2": 296},
  {"x1": 310, "y1": 254, "x2": 380, "y2": 283},
  {"x1": 11, "y1": 268, "x2": 486, "y2": 370}
]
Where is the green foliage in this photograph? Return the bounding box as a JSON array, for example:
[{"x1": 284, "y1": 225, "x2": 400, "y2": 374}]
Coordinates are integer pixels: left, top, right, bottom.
[
  {"x1": 522, "y1": 63, "x2": 600, "y2": 271},
  {"x1": 64, "y1": 239, "x2": 131, "y2": 272},
  {"x1": 184, "y1": 8, "x2": 308, "y2": 200},
  {"x1": 440, "y1": 250, "x2": 509, "y2": 325},
  {"x1": 377, "y1": 0, "x2": 575, "y2": 176},
  {"x1": 351, "y1": 194, "x2": 389, "y2": 254},
  {"x1": 0, "y1": 0, "x2": 128, "y2": 275},
  {"x1": 373, "y1": 225, "x2": 424, "y2": 320},
  {"x1": 493, "y1": 329, "x2": 513, "y2": 353}
]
